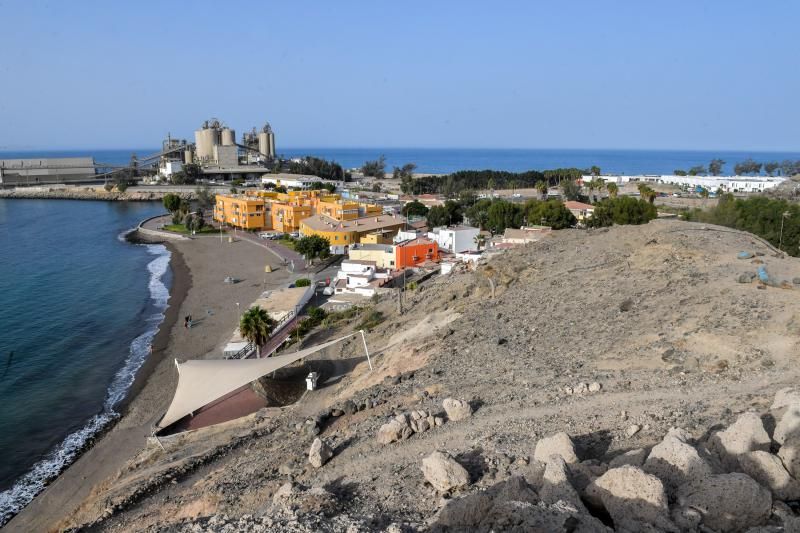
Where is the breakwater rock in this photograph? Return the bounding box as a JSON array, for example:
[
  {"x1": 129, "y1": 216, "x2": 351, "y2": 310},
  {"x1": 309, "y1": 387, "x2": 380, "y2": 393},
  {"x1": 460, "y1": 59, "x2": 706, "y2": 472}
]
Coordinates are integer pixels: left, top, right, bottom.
[{"x1": 0, "y1": 187, "x2": 195, "y2": 202}]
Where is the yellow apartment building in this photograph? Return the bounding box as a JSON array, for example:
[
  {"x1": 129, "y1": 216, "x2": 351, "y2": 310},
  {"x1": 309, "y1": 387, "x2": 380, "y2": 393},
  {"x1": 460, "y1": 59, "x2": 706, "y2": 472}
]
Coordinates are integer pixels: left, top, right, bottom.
[
  {"x1": 213, "y1": 194, "x2": 271, "y2": 230},
  {"x1": 300, "y1": 214, "x2": 407, "y2": 253},
  {"x1": 272, "y1": 203, "x2": 313, "y2": 233}
]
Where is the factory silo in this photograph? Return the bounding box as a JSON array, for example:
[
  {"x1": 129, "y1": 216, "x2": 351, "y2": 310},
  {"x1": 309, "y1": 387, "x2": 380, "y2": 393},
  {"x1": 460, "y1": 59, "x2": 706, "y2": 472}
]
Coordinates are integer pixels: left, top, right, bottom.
[
  {"x1": 194, "y1": 120, "x2": 222, "y2": 162},
  {"x1": 221, "y1": 127, "x2": 236, "y2": 146},
  {"x1": 258, "y1": 123, "x2": 276, "y2": 158},
  {"x1": 184, "y1": 147, "x2": 195, "y2": 164}
]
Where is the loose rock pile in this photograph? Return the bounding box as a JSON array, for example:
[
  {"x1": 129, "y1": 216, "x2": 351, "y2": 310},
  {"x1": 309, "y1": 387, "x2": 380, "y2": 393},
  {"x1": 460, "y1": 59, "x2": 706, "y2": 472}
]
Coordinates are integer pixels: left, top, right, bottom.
[
  {"x1": 429, "y1": 388, "x2": 800, "y2": 532},
  {"x1": 377, "y1": 398, "x2": 467, "y2": 445}
]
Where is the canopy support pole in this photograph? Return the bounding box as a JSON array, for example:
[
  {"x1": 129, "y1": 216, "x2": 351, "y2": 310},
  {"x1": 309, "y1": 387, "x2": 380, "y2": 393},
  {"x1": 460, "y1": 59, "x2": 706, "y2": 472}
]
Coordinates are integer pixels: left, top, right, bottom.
[{"x1": 360, "y1": 329, "x2": 373, "y2": 371}]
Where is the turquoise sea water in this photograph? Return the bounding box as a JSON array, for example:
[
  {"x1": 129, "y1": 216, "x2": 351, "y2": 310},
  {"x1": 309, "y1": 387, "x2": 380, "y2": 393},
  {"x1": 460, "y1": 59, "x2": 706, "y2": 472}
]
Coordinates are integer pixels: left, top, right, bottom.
[
  {"x1": 2, "y1": 147, "x2": 800, "y2": 176},
  {"x1": 0, "y1": 199, "x2": 168, "y2": 525}
]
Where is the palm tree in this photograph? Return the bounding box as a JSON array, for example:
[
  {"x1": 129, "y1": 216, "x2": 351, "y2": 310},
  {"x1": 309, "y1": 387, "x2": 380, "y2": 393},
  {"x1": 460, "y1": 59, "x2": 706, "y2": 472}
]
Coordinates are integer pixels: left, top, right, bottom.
[
  {"x1": 239, "y1": 305, "x2": 275, "y2": 358},
  {"x1": 474, "y1": 233, "x2": 486, "y2": 250},
  {"x1": 536, "y1": 181, "x2": 548, "y2": 200},
  {"x1": 607, "y1": 182, "x2": 619, "y2": 199},
  {"x1": 590, "y1": 178, "x2": 605, "y2": 203}
]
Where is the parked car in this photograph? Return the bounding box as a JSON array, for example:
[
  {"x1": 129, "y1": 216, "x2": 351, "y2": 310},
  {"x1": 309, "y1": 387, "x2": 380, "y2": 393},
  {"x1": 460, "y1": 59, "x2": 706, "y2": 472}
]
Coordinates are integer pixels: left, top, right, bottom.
[{"x1": 322, "y1": 286, "x2": 335, "y2": 296}]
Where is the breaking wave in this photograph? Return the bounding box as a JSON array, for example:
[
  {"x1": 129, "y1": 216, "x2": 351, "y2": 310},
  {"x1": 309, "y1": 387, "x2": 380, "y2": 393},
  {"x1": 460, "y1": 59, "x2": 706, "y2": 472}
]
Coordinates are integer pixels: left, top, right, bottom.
[{"x1": 0, "y1": 244, "x2": 171, "y2": 526}]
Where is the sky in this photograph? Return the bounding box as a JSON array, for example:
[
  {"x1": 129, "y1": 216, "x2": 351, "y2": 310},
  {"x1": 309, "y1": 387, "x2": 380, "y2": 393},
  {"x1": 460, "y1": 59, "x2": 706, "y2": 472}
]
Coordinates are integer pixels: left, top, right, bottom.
[{"x1": 0, "y1": 0, "x2": 798, "y2": 151}]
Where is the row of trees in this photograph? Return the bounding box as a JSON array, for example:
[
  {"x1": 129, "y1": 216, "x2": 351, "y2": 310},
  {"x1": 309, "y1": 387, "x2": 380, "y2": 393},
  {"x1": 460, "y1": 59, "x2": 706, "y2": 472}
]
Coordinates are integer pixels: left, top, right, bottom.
[
  {"x1": 162, "y1": 192, "x2": 207, "y2": 231},
  {"x1": 287, "y1": 157, "x2": 349, "y2": 181},
  {"x1": 674, "y1": 159, "x2": 800, "y2": 178},
  {"x1": 684, "y1": 195, "x2": 800, "y2": 256}
]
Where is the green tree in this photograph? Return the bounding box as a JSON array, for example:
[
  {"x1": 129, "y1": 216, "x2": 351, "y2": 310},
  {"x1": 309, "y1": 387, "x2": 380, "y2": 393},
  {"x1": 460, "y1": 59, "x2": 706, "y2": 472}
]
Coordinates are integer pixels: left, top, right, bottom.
[
  {"x1": 589, "y1": 165, "x2": 601, "y2": 177},
  {"x1": 688, "y1": 165, "x2": 706, "y2": 176},
  {"x1": 184, "y1": 163, "x2": 203, "y2": 183},
  {"x1": 195, "y1": 183, "x2": 213, "y2": 209},
  {"x1": 587, "y1": 178, "x2": 605, "y2": 203},
  {"x1": 362, "y1": 155, "x2": 387, "y2": 179},
  {"x1": 764, "y1": 162, "x2": 780, "y2": 176},
  {"x1": 239, "y1": 305, "x2": 276, "y2": 357},
  {"x1": 486, "y1": 199, "x2": 524, "y2": 234},
  {"x1": 427, "y1": 200, "x2": 463, "y2": 227},
  {"x1": 401, "y1": 200, "x2": 429, "y2": 218},
  {"x1": 606, "y1": 182, "x2": 619, "y2": 199},
  {"x1": 163, "y1": 193, "x2": 181, "y2": 213},
  {"x1": 114, "y1": 176, "x2": 129, "y2": 192},
  {"x1": 536, "y1": 181, "x2": 548, "y2": 200},
  {"x1": 674, "y1": 169, "x2": 688, "y2": 176},
  {"x1": 560, "y1": 179, "x2": 581, "y2": 201},
  {"x1": 524, "y1": 199, "x2": 577, "y2": 229},
  {"x1": 708, "y1": 159, "x2": 725, "y2": 176},
  {"x1": 587, "y1": 197, "x2": 657, "y2": 228},
  {"x1": 295, "y1": 235, "x2": 331, "y2": 264},
  {"x1": 294, "y1": 278, "x2": 311, "y2": 287},
  {"x1": 487, "y1": 178, "x2": 496, "y2": 191},
  {"x1": 464, "y1": 198, "x2": 492, "y2": 229}
]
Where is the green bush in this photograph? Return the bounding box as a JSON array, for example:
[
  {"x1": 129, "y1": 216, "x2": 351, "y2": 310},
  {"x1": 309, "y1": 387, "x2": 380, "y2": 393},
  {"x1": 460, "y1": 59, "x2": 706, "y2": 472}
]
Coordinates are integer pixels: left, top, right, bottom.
[
  {"x1": 587, "y1": 197, "x2": 657, "y2": 228},
  {"x1": 294, "y1": 278, "x2": 311, "y2": 287},
  {"x1": 356, "y1": 310, "x2": 384, "y2": 332}
]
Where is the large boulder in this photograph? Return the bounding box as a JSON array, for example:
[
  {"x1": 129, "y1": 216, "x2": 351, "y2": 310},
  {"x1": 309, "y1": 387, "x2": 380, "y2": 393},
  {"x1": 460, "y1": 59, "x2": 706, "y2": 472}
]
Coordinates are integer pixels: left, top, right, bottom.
[
  {"x1": 771, "y1": 387, "x2": 800, "y2": 410},
  {"x1": 434, "y1": 476, "x2": 538, "y2": 529},
  {"x1": 708, "y1": 412, "x2": 771, "y2": 471},
  {"x1": 774, "y1": 403, "x2": 800, "y2": 445},
  {"x1": 643, "y1": 432, "x2": 712, "y2": 495},
  {"x1": 539, "y1": 455, "x2": 586, "y2": 512},
  {"x1": 777, "y1": 435, "x2": 800, "y2": 478},
  {"x1": 738, "y1": 450, "x2": 800, "y2": 501},
  {"x1": 421, "y1": 451, "x2": 470, "y2": 492},
  {"x1": 442, "y1": 398, "x2": 473, "y2": 421},
  {"x1": 533, "y1": 432, "x2": 579, "y2": 464},
  {"x1": 675, "y1": 473, "x2": 772, "y2": 532},
  {"x1": 377, "y1": 414, "x2": 413, "y2": 444},
  {"x1": 308, "y1": 437, "x2": 333, "y2": 468},
  {"x1": 585, "y1": 466, "x2": 676, "y2": 532}
]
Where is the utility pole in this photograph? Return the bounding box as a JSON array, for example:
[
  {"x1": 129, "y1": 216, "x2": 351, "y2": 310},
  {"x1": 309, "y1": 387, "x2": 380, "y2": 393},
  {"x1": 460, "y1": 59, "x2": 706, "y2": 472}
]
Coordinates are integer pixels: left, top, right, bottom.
[{"x1": 779, "y1": 211, "x2": 790, "y2": 253}]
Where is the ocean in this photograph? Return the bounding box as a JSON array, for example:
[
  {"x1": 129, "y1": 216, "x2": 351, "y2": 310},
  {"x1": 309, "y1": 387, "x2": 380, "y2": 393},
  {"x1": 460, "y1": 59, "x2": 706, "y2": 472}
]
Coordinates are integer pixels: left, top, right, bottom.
[
  {"x1": 2, "y1": 147, "x2": 800, "y2": 176},
  {"x1": 0, "y1": 199, "x2": 169, "y2": 525}
]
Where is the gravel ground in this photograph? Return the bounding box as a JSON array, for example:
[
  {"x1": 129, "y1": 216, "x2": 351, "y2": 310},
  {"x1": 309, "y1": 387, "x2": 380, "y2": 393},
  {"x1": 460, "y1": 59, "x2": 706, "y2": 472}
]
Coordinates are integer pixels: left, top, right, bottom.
[{"x1": 61, "y1": 219, "x2": 800, "y2": 531}]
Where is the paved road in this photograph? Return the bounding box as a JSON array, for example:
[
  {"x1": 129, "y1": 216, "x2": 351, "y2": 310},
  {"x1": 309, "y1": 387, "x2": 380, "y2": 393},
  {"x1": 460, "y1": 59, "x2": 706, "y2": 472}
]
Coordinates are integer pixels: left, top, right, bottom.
[{"x1": 234, "y1": 231, "x2": 307, "y2": 272}]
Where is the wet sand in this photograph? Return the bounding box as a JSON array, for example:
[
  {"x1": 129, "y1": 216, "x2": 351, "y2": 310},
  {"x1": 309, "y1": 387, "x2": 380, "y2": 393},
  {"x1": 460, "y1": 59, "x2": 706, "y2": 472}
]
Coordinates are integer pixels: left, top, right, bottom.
[{"x1": 6, "y1": 232, "x2": 293, "y2": 532}]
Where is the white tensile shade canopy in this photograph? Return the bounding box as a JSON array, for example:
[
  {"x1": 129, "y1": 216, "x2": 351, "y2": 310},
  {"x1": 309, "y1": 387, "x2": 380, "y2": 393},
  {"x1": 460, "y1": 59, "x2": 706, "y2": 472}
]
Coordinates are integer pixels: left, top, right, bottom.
[{"x1": 157, "y1": 332, "x2": 366, "y2": 430}]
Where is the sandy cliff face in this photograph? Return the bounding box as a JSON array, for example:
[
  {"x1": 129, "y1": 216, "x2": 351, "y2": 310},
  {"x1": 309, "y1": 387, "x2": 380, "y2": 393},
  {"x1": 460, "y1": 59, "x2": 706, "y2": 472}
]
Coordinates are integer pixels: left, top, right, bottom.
[{"x1": 64, "y1": 220, "x2": 800, "y2": 531}]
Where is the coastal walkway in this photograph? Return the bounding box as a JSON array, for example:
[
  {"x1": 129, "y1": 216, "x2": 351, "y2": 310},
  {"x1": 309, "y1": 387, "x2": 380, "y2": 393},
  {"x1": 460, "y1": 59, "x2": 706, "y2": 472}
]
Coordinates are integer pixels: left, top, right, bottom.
[{"x1": 234, "y1": 231, "x2": 307, "y2": 273}]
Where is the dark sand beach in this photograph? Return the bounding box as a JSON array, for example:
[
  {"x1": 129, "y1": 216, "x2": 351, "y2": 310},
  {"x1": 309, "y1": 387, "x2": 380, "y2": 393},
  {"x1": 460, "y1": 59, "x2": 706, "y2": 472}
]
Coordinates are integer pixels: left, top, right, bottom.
[{"x1": 6, "y1": 232, "x2": 292, "y2": 532}]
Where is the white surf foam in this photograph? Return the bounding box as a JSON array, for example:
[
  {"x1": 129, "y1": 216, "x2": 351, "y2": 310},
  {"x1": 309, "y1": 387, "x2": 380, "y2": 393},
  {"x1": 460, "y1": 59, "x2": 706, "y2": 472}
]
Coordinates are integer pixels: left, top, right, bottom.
[{"x1": 0, "y1": 244, "x2": 171, "y2": 526}]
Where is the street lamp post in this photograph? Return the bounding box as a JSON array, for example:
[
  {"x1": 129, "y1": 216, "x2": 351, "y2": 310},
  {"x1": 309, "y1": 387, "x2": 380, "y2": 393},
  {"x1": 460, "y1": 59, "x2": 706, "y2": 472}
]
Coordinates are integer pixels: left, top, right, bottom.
[{"x1": 236, "y1": 302, "x2": 241, "y2": 321}]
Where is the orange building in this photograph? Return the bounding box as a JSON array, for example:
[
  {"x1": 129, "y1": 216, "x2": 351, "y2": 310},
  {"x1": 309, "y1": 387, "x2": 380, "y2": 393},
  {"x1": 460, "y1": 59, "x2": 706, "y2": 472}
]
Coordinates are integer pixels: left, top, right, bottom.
[
  {"x1": 271, "y1": 203, "x2": 312, "y2": 233},
  {"x1": 395, "y1": 238, "x2": 439, "y2": 268},
  {"x1": 213, "y1": 194, "x2": 271, "y2": 230}
]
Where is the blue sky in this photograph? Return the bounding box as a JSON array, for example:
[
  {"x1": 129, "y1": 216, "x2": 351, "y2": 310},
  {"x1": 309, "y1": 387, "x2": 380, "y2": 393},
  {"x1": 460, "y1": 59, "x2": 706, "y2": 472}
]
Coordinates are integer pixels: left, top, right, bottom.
[{"x1": 0, "y1": 0, "x2": 797, "y2": 151}]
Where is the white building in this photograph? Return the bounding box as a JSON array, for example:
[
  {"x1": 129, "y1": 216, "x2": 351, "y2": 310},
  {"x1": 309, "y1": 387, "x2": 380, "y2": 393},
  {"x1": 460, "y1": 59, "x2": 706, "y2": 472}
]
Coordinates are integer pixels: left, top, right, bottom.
[
  {"x1": 594, "y1": 174, "x2": 785, "y2": 193},
  {"x1": 160, "y1": 160, "x2": 183, "y2": 178},
  {"x1": 427, "y1": 225, "x2": 481, "y2": 253},
  {"x1": 333, "y1": 259, "x2": 390, "y2": 297},
  {"x1": 261, "y1": 173, "x2": 327, "y2": 189}
]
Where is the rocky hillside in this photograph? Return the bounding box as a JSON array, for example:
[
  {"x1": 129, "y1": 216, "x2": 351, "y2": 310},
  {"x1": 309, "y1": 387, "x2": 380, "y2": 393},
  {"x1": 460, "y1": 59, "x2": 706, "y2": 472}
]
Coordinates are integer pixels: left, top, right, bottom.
[{"x1": 67, "y1": 220, "x2": 800, "y2": 531}]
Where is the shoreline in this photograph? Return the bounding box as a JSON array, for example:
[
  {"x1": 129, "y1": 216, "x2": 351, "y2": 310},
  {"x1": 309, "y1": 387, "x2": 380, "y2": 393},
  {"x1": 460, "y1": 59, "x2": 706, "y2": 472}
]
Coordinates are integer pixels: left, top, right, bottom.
[
  {"x1": 119, "y1": 236, "x2": 190, "y2": 414},
  {"x1": 6, "y1": 226, "x2": 292, "y2": 531},
  {"x1": 0, "y1": 231, "x2": 190, "y2": 529}
]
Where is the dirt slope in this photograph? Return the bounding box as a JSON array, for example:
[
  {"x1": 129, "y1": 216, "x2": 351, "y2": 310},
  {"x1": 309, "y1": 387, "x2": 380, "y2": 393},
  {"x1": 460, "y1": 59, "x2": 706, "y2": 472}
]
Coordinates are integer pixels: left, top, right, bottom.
[{"x1": 66, "y1": 220, "x2": 800, "y2": 531}]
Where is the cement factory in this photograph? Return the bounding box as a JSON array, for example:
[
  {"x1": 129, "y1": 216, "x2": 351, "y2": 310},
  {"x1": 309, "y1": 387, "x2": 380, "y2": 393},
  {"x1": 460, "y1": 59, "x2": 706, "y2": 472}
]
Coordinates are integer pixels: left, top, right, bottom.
[{"x1": 0, "y1": 118, "x2": 279, "y2": 187}]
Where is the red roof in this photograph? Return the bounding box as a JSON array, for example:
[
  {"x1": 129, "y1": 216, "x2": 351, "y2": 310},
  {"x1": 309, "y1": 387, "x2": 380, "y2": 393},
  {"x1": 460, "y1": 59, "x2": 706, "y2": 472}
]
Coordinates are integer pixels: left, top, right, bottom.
[{"x1": 564, "y1": 201, "x2": 594, "y2": 210}]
